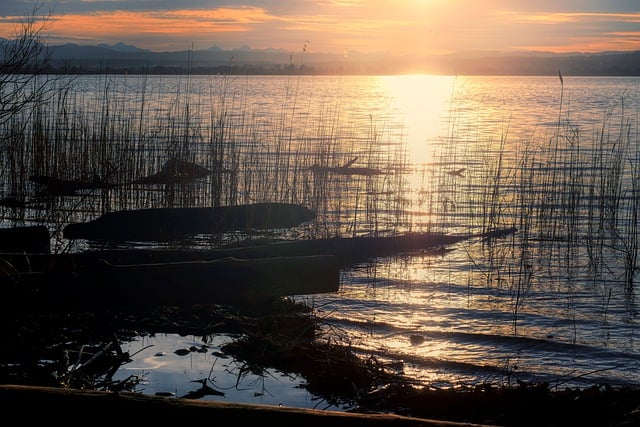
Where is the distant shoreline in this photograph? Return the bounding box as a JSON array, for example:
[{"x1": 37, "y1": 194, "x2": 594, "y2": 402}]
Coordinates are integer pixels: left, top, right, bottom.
[
  {"x1": 30, "y1": 68, "x2": 640, "y2": 77},
  {"x1": 39, "y1": 45, "x2": 640, "y2": 77}
]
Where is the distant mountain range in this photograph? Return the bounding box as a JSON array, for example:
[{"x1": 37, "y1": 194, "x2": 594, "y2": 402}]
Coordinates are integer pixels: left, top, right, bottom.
[{"x1": 18, "y1": 41, "x2": 640, "y2": 75}]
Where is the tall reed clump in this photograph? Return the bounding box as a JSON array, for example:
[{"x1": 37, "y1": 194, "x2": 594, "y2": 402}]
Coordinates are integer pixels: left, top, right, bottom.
[
  {"x1": 429, "y1": 74, "x2": 640, "y2": 334},
  {"x1": 0, "y1": 5, "x2": 68, "y2": 223},
  {"x1": 1, "y1": 68, "x2": 414, "y2": 249},
  {"x1": 623, "y1": 139, "x2": 639, "y2": 291}
]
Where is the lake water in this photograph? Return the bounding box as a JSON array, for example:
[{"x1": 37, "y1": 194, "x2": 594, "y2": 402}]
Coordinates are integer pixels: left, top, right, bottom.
[{"x1": 3, "y1": 73, "x2": 640, "y2": 408}]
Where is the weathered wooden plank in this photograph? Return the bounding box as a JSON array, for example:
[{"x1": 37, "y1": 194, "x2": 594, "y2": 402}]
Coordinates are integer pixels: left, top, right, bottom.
[{"x1": 0, "y1": 385, "x2": 485, "y2": 426}]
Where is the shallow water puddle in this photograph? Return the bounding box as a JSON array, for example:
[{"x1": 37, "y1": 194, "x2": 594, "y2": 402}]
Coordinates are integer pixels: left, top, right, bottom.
[{"x1": 113, "y1": 333, "x2": 339, "y2": 410}]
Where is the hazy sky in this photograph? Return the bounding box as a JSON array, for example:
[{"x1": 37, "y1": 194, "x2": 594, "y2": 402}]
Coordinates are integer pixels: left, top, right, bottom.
[{"x1": 1, "y1": 1, "x2": 638, "y2": 54}]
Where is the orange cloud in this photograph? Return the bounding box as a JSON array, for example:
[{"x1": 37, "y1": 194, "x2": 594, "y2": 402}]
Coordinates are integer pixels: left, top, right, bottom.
[
  {"x1": 58, "y1": 8, "x2": 272, "y2": 32},
  {"x1": 515, "y1": 11, "x2": 640, "y2": 24},
  {"x1": 161, "y1": 7, "x2": 273, "y2": 24},
  {"x1": 0, "y1": 5, "x2": 636, "y2": 55},
  {"x1": 6, "y1": 8, "x2": 278, "y2": 49}
]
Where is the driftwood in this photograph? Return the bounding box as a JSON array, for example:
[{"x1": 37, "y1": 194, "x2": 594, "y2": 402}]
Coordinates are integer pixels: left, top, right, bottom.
[
  {"x1": 6, "y1": 254, "x2": 339, "y2": 311},
  {"x1": 2, "y1": 232, "x2": 470, "y2": 274},
  {"x1": 29, "y1": 158, "x2": 210, "y2": 196},
  {"x1": 0, "y1": 385, "x2": 482, "y2": 426},
  {"x1": 63, "y1": 202, "x2": 316, "y2": 241},
  {"x1": 309, "y1": 165, "x2": 385, "y2": 176},
  {"x1": 444, "y1": 168, "x2": 466, "y2": 177},
  {"x1": 0, "y1": 229, "x2": 516, "y2": 310},
  {"x1": 0, "y1": 229, "x2": 505, "y2": 275},
  {"x1": 309, "y1": 157, "x2": 385, "y2": 176},
  {"x1": 132, "y1": 158, "x2": 212, "y2": 185},
  {"x1": 480, "y1": 227, "x2": 518, "y2": 241},
  {"x1": 209, "y1": 232, "x2": 470, "y2": 265},
  {"x1": 30, "y1": 174, "x2": 112, "y2": 195}
]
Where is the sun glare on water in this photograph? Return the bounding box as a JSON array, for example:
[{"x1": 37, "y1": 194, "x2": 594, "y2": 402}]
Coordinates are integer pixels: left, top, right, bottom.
[{"x1": 377, "y1": 74, "x2": 456, "y2": 165}]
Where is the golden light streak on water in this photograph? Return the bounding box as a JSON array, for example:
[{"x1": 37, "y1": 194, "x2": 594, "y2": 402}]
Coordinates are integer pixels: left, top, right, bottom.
[{"x1": 376, "y1": 74, "x2": 455, "y2": 165}]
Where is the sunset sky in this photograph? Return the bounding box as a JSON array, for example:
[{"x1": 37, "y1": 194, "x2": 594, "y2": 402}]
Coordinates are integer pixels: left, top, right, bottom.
[{"x1": 0, "y1": 1, "x2": 638, "y2": 55}]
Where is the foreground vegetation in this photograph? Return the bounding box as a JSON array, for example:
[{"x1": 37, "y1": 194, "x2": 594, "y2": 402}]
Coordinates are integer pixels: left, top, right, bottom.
[{"x1": 1, "y1": 299, "x2": 640, "y2": 426}]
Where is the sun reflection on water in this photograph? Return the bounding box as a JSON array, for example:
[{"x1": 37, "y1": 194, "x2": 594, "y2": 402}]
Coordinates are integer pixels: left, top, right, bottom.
[{"x1": 376, "y1": 74, "x2": 456, "y2": 166}]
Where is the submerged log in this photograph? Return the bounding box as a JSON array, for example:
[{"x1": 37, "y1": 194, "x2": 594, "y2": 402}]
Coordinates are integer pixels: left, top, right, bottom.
[
  {"x1": 7, "y1": 254, "x2": 339, "y2": 311},
  {"x1": 63, "y1": 203, "x2": 316, "y2": 241}
]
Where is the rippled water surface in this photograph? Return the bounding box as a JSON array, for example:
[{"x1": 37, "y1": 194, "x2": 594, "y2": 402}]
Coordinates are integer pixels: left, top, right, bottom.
[{"x1": 4, "y1": 74, "x2": 640, "y2": 404}]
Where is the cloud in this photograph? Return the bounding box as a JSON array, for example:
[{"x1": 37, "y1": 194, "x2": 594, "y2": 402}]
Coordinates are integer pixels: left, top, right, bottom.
[{"x1": 0, "y1": 1, "x2": 637, "y2": 54}]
